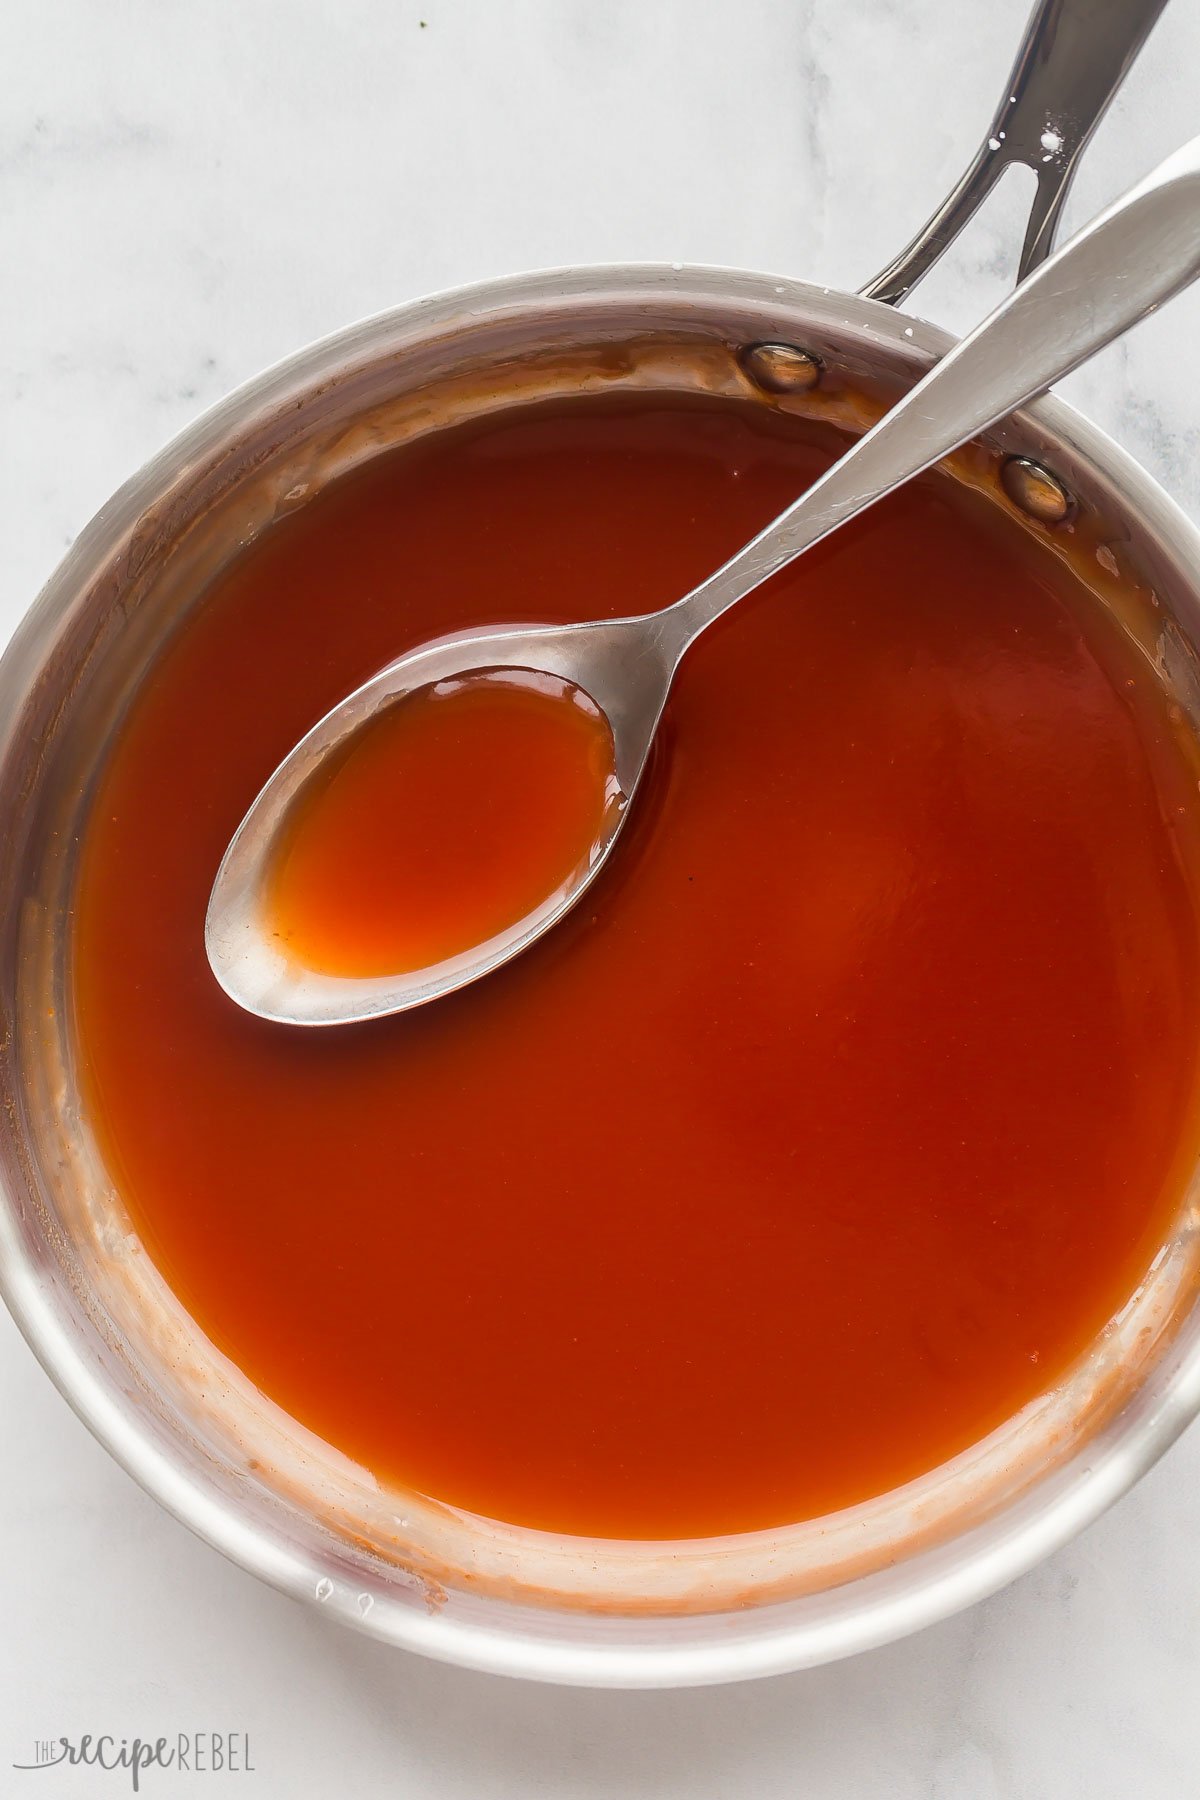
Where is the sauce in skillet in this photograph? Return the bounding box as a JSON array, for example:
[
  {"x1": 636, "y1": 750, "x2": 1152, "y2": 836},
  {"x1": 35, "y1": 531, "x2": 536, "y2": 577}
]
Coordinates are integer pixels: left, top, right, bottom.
[
  {"x1": 268, "y1": 669, "x2": 618, "y2": 978},
  {"x1": 73, "y1": 393, "x2": 1200, "y2": 1539}
]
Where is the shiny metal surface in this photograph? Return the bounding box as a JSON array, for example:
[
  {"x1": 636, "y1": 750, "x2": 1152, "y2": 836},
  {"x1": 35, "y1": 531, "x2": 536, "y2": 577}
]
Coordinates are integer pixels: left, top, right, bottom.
[
  {"x1": 1002, "y1": 453, "x2": 1075, "y2": 521},
  {"x1": 862, "y1": 0, "x2": 1169, "y2": 305},
  {"x1": 738, "y1": 341, "x2": 822, "y2": 394},
  {"x1": 208, "y1": 136, "x2": 1200, "y2": 1028}
]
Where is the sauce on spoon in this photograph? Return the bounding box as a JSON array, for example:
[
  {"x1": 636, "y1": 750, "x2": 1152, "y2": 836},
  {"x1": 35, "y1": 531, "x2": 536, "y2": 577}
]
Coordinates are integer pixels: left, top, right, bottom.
[{"x1": 268, "y1": 669, "x2": 619, "y2": 978}]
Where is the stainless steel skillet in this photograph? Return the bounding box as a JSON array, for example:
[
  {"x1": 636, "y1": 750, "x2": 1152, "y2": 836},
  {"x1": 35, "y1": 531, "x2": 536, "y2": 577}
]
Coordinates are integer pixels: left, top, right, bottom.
[{"x1": 0, "y1": 0, "x2": 1196, "y2": 1687}]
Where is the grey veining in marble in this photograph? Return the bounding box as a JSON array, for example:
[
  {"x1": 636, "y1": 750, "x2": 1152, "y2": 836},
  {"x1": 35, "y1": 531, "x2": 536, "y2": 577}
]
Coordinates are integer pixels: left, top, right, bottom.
[{"x1": 4, "y1": 1, "x2": 1200, "y2": 1794}]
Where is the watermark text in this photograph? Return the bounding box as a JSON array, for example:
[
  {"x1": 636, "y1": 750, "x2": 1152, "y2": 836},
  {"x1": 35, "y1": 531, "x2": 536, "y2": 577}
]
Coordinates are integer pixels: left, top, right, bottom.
[{"x1": 15, "y1": 1733, "x2": 255, "y2": 1790}]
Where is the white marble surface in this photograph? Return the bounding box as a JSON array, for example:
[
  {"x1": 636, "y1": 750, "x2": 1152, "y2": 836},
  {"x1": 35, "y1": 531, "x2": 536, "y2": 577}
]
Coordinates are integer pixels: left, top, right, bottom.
[{"x1": 5, "y1": 0, "x2": 1200, "y2": 1793}]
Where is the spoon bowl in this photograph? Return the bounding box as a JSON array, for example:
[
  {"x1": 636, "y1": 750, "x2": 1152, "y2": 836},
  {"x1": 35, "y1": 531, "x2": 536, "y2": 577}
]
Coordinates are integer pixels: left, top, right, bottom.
[{"x1": 205, "y1": 612, "x2": 679, "y2": 1024}]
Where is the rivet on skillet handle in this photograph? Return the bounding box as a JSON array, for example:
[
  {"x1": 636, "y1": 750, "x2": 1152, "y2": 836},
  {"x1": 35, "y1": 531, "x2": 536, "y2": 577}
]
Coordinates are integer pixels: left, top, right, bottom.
[
  {"x1": 1001, "y1": 456, "x2": 1074, "y2": 524},
  {"x1": 860, "y1": 0, "x2": 1169, "y2": 308},
  {"x1": 739, "y1": 343, "x2": 822, "y2": 396}
]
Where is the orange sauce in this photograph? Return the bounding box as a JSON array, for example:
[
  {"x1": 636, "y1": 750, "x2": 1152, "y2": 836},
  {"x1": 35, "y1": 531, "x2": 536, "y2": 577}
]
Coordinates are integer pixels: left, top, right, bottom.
[
  {"x1": 268, "y1": 670, "x2": 617, "y2": 977},
  {"x1": 73, "y1": 393, "x2": 1200, "y2": 1539}
]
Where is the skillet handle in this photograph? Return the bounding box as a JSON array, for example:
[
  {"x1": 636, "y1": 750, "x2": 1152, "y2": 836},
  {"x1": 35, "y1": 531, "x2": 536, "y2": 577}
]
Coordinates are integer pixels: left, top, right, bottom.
[{"x1": 860, "y1": 0, "x2": 1168, "y2": 306}]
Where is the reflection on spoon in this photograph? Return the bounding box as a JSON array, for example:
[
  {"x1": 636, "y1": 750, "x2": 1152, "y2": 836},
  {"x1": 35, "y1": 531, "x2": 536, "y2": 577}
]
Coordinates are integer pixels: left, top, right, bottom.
[{"x1": 266, "y1": 668, "x2": 621, "y2": 981}]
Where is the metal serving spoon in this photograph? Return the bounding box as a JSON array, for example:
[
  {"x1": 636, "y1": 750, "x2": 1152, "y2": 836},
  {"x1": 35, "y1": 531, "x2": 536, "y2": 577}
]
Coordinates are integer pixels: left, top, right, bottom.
[{"x1": 208, "y1": 135, "x2": 1200, "y2": 1027}]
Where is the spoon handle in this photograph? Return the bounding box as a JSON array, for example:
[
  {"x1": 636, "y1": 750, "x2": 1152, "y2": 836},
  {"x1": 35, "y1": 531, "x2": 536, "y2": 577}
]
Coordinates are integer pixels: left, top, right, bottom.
[{"x1": 672, "y1": 135, "x2": 1200, "y2": 646}]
